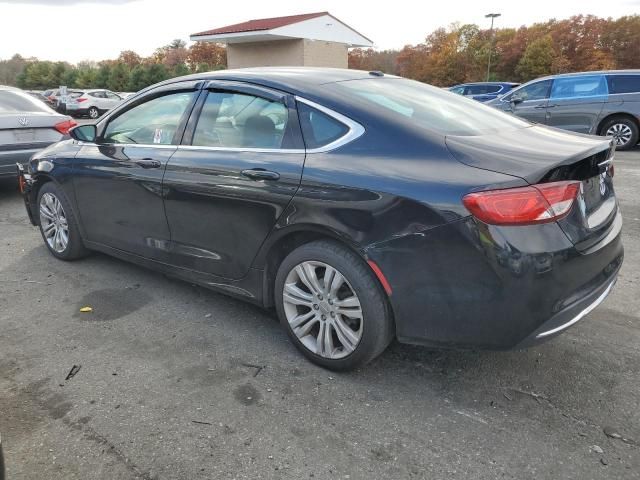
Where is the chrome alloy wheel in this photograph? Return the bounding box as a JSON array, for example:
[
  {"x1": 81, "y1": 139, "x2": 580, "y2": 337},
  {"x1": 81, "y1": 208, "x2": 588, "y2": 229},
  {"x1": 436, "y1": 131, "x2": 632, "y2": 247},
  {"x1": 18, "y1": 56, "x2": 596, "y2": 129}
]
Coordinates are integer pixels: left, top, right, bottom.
[
  {"x1": 89, "y1": 107, "x2": 99, "y2": 119},
  {"x1": 39, "y1": 192, "x2": 69, "y2": 253},
  {"x1": 606, "y1": 123, "x2": 633, "y2": 147},
  {"x1": 283, "y1": 261, "x2": 363, "y2": 359}
]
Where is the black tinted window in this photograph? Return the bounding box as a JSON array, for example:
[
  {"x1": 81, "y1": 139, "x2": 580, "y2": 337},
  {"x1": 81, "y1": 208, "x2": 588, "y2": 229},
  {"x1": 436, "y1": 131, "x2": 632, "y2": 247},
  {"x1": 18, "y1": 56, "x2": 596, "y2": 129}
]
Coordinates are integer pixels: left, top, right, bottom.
[
  {"x1": 607, "y1": 75, "x2": 640, "y2": 94},
  {"x1": 335, "y1": 78, "x2": 528, "y2": 136},
  {"x1": 297, "y1": 103, "x2": 349, "y2": 149},
  {"x1": 0, "y1": 89, "x2": 51, "y2": 113},
  {"x1": 193, "y1": 91, "x2": 289, "y2": 149},
  {"x1": 511, "y1": 80, "x2": 552, "y2": 101},
  {"x1": 467, "y1": 84, "x2": 501, "y2": 95},
  {"x1": 104, "y1": 91, "x2": 196, "y2": 145}
]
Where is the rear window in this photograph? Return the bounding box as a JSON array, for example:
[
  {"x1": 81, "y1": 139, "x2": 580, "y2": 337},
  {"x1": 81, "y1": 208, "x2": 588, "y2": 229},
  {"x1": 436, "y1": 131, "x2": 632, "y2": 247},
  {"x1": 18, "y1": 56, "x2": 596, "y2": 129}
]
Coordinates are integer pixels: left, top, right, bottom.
[
  {"x1": 0, "y1": 89, "x2": 51, "y2": 113},
  {"x1": 334, "y1": 78, "x2": 529, "y2": 136},
  {"x1": 607, "y1": 75, "x2": 640, "y2": 94}
]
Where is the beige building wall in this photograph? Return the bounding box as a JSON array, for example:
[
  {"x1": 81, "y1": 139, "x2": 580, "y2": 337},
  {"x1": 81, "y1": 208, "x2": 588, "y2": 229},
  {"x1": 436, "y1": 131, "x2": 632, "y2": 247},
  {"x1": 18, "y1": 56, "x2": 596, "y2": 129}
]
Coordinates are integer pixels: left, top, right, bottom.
[
  {"x1": 226, "y1": 39, "x2": 349, "y2": 69},
  {"x1": 302, "y1": 39, "x2": 348, "y2": 68},
  {"x1": 226, "y1": 39, "x2": 304, "y2": 68}
]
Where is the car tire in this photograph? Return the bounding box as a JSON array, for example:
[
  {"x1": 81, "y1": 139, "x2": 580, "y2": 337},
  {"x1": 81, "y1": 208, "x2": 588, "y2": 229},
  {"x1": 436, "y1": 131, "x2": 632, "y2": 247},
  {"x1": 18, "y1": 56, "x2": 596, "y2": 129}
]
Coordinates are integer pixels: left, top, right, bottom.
[
  {"x1": 600, "y1": 117, "x2": 639, "y2": 151},
  {"x1": 37, "y1": 182, "x2": 89, "y2": 261},
  {"x1": 88, "y1": 107, "x2": 100, "y2": 120},
  {"x1": 274, "y1": 240, "x2": 394, "y2": 371}
]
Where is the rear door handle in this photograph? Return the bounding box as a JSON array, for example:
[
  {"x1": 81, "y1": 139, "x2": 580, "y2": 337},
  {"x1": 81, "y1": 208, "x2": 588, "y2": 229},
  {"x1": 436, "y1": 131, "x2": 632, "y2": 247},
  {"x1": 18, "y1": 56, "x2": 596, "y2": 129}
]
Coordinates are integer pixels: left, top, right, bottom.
[
  {"x1": 241, "y1": 168, "x2": 280, "y2": 181},
  {"x1": 534, "y1": 105, "x2": 547, "y2": 109},
  {"x1": 135, "y1": 159, "x2": 161, "y2": 169},
  {"x1": 546, "y1": 104, "x2": 558, "y2": 108}
]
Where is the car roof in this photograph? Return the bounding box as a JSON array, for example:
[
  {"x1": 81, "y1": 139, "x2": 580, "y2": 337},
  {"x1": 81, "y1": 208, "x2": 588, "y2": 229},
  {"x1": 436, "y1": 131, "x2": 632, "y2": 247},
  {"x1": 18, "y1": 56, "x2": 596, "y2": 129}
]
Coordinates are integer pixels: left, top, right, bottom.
[
  {"x1": 534, "y1": 69, "x2": 640, "y2": 81},
  {"x1": 453, "y1": 82, "x2": 519, "y2": 86},
  {"x1": 148, "y1": 67, "x2": 400, "y2": 97}
]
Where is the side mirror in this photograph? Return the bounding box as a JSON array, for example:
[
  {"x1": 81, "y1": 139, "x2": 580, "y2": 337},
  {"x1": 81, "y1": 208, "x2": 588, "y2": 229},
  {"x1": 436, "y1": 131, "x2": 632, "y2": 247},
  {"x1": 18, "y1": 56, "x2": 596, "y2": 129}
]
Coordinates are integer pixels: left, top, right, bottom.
[
  {"x1": 511, "y1": 96, "x2": 524, "y2": 105},
  {"x1": 70, "y1": 124, "x2": 97, "y2": 142}
]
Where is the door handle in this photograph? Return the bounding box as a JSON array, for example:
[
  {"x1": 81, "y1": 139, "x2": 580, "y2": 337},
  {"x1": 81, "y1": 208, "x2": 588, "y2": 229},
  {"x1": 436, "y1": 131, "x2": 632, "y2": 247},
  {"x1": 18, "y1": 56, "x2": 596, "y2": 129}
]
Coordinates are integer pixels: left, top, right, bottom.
[
  {"x1": 135, "y1": 159, "x2": 161, "y2": 169},
  {"x1": 241, "y1": 168, "x2": 280, "y2": 181},
  {"x1": 546, "y1": 104, "x2": 558, "y2": 108},
  {"x1": 534, "y1": 105, "x2": 547, "y2": 109}
]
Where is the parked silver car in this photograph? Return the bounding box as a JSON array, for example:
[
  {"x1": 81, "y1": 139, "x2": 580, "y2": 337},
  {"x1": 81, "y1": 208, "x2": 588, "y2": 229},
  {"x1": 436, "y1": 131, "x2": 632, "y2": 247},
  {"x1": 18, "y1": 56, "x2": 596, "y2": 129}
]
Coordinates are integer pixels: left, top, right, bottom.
[
  {"x1": 64, "y1": 89, "x2": 123, "y2": 119},
  {"x1": 487, "y1": 70, "x2": 640, "y2": 150},
  {"x1": 0, "y1": 86, "x2": 76, "y2": 179}
]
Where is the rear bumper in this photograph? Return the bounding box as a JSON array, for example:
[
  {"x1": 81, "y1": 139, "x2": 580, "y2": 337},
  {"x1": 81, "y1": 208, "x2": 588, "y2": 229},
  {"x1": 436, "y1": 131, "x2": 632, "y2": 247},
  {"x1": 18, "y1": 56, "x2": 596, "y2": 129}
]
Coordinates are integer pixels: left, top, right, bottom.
[
  {"x1": 372, "y1": 212, "x2": 623, "y2": 350},
  {"x1": 516, "y1": 275, "x2": 617, "y2": 347},
  {"x1": 0, "y1": 145, "x2": 52, "y2": 177}
]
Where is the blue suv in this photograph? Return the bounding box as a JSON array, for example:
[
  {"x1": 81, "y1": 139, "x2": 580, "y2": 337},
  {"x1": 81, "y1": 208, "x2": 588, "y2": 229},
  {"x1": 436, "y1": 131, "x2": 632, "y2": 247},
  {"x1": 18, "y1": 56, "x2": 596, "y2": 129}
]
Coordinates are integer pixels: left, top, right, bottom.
[{"x1": 448, "y1": 82, "x2": 519, "y2": 102}]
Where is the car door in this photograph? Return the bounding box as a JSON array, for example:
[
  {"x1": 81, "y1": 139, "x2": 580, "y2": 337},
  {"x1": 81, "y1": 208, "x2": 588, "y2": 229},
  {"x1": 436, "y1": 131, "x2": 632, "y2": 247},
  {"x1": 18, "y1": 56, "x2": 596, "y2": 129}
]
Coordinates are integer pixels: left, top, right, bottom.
[
  {"x1": 496, "y1": 79, "x2": 552, "y2": 124},
  {"x1": 162, "y1": 81, "x2": 305, "y2": 279},
  {"x1": 89, "y1": 90, "x2": 107, "y2": 109},
  {"x1": 73, "y1": 82, "x2": 201, "y2": 260},
  {"x1": 546, "y1": 75, "x2": 608, "y2": 134}
]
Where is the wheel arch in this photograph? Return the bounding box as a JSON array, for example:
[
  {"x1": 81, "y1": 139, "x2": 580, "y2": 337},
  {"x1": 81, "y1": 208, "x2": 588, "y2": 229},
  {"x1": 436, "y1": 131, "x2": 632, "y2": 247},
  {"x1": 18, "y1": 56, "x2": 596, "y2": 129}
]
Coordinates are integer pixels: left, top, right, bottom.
[{"x1": 597, "y1": 112, "x2": 640, "y2": 135}]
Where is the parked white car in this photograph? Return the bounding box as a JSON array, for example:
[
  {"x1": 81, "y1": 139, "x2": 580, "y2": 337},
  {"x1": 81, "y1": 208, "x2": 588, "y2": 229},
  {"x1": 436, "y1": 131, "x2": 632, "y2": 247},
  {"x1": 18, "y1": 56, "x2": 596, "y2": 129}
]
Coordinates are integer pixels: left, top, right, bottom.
[{"x1": 64, "y1": 89, "x2": 124, "y2": 119}]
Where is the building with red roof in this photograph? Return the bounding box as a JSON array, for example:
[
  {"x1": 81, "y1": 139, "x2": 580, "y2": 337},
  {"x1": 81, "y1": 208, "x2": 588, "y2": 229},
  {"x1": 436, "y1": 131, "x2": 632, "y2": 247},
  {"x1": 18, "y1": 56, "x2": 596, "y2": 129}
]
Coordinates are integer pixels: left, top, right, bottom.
[{"x1": 190, "y1": 12, "x2": 373, "y2": 69}]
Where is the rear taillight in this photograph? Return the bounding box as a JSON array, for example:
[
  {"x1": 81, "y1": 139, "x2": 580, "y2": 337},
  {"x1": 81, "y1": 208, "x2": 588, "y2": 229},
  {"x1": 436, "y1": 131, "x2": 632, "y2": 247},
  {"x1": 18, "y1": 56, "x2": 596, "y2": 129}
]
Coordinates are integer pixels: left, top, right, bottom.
[
  {"x1": 54, "y1": 119, "x2": 77, "y2": 135},
  {"x1": 463, "y1": 181, "x2": 581, "y2": 226},
  {"x1": 76, "y1": 98, "x2": 87, "y2": 103}
]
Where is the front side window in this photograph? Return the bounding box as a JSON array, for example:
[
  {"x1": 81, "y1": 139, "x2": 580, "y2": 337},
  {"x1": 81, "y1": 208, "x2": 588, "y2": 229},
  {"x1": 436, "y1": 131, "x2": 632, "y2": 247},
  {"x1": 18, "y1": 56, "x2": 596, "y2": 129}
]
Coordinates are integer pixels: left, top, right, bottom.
[
  {"x1": 449, "y1": 86, "x2": 465, "y2": 95},
  {"x1": 192, "y1": 91, "x2": 288, "y2": 149},
  {"x1": 297, "y1": 102, "x2": 349, "y2": 149},
  {"x1": 510, "y1": 80, "x2": 552, "y2": 102},
  {"x1": 550, "y1": 75, "x2": 608, "y2": 99},
  {"x1": 105, "y1": 91, "x2": 122, "y2": 100},
  {"x1": 607, "y1": 75, "x2": 640, "y2": 94},
  {"x1": 103, "y1": 91, "x2": 196, "y2": 145}
]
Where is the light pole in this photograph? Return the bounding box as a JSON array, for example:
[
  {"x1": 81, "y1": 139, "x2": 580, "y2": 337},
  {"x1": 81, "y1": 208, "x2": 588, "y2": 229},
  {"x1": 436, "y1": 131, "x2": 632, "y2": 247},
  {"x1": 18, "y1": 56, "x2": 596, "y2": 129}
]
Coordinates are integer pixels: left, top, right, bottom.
[{"x1": 485, "y1": 13, "x2": 501, "y2": 81}]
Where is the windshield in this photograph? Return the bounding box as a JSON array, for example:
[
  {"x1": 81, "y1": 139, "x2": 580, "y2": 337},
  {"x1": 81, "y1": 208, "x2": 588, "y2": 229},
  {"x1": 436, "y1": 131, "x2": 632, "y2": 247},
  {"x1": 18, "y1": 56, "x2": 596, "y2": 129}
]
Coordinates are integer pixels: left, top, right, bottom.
[{"x1": 334, "y1": 78, "x2": 529, "y2": 136}]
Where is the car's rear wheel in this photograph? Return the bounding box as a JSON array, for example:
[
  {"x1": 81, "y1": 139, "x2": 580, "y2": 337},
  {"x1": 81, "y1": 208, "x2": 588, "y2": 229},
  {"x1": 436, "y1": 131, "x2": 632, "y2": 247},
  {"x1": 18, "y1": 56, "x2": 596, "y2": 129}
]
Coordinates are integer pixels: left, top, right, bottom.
[
  {"x1": 88, "y1": 107, "x2": 100, "y2": 119},
  {"x1": 37, "y1": 182, "x2": 88, "y2": 260},
  {"x1": 600, "y1": 117, "x2": 639, "y2": 150},
  {"x1": 274, "y1": 240, "x2": 393, "y2": 370}
]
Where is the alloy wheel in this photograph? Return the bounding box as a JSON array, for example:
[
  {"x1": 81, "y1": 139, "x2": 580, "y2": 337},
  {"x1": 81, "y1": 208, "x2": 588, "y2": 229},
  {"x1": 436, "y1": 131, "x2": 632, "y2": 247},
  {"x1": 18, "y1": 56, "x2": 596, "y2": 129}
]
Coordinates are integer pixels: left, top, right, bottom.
[
  {"x1": 606, "y1": 123, "x2": 633, "y2": 147},
  {"x1": 89, "y1": 108, "x2": 99, "y2": 119},
  {"x1": 39, "y1": 192, "x2": 69, "y2": 253},
  {"x1": 282, "y1": 261, "x2": 363, "y2": 359}
]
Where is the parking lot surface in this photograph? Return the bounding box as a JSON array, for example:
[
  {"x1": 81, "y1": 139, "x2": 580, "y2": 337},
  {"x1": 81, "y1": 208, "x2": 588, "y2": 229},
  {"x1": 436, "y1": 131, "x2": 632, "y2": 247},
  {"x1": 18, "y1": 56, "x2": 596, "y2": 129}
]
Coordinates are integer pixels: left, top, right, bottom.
[{"x1": 0, "y1": 150, "x2": 639, "y2": 480}]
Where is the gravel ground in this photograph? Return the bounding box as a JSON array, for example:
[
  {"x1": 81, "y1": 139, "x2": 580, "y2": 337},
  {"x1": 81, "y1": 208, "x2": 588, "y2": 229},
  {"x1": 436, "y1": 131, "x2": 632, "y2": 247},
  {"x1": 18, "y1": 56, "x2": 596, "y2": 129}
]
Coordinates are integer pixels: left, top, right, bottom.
[{"x1": 0, "y1": 149, "x2": 639, "y2": 480}]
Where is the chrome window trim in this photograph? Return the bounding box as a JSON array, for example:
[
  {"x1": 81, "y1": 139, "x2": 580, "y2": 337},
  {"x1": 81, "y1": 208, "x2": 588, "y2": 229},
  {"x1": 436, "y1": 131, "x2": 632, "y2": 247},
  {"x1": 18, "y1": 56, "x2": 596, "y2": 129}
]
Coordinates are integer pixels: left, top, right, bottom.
[
  {"x1": 78, "y1": 97, "x2": 366, "y2": 155},
  {"x1": 295, "y1": 96, "x2": 366, "y2": 154},
  {"x1": 536, "y1": 280, "x2": 615, "y2": 339},
  {"x1": 77, "y1": 141, "x2": 178, "y2": 150}
]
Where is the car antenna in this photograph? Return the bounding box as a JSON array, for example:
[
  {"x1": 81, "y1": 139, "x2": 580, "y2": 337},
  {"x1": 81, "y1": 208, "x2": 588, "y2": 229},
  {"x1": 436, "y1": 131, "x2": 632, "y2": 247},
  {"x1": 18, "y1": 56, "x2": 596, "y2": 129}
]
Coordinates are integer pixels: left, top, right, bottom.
[{"x1": 369, "y1": 71, "x2": 384, "y2": 77}]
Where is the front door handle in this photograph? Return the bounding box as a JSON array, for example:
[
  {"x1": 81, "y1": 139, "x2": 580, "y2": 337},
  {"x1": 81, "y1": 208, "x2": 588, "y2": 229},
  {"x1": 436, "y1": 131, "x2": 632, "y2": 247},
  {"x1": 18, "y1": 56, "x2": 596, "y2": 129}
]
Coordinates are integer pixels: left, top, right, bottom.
[
  {"x1": 241, "y1": 168, "x2": 280, "y2": 181},
  {"x1": 135, "y1": 159, "x2": 161, "y2": 169},
  {"x1": 534, "y1": 105, "x2": 547, "y2": 109}
]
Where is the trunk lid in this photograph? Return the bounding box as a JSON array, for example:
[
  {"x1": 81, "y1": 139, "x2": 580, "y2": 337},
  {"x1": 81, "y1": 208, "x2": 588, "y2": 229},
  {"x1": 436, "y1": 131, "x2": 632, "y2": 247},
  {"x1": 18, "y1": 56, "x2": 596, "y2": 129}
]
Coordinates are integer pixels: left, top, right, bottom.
[
  {"x1": 446, "y1": 125, "x2": 618, "y2": 251},
  {"x1": 0, "y1": 112, "x2": 66, "y2": 148}
]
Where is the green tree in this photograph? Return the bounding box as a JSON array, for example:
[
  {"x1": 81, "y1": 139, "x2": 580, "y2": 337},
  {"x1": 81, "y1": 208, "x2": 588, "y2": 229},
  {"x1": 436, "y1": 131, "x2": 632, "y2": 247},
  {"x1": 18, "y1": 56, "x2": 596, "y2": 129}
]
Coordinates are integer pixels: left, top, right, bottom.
[
  {"x1": 127, "y1": 65, "x2": 148, "y2": 92},
  {"x1": 107, "y1": 62, "x2": 129, "y2": 91},
  {"x1": 172, "y1": 63, "x2": 190, "y2": 77},
  {"x1": 94, "y1": 63, "x2": 112, "y2": 88},
  {"x1": 75, "y1": 67, "x2": 98, "y2": 88},
  {"x1": 515, "y1": 35, "x2": 557, "y2": 81},
  {"x1": 145, "y1": 63, "x2": 168, "y2": 86}
]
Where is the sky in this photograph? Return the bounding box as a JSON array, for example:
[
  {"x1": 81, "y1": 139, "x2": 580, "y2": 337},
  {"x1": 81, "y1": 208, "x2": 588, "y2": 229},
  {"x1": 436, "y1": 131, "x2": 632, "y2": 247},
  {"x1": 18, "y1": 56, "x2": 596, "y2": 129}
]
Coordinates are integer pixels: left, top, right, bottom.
[{"x1": 0, "y1": 0, "x2": 639, "y2": 63}]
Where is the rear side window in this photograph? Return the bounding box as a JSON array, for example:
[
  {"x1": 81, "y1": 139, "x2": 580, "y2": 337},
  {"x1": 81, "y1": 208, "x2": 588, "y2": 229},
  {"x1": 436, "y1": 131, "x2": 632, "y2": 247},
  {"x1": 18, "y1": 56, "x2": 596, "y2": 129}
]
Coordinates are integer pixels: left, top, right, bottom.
[
  {"x1": 467, "y1": 84, "x2": 501, "y2": 95},
  {"x1": 192, "y1": 91, "x2": 289, "y2": 149},
  {"x1": 508, "y1": 80, "x2": 552, "y2": 102},
  {"x1": 550, "y1": 75, "x2": 608, "y2": 99},
  {"x1": 90, "y1": 91, "x2": 106, "y2": 98},
  {"x1": 0, "y1": 89, "x2": 51, "y2": 113},
  {"x1": 607, "y1": 75, "x2": 640, "y2": 94},
  {"x1": 297, "y1": 102, "x2": 349, "y2": 149}
]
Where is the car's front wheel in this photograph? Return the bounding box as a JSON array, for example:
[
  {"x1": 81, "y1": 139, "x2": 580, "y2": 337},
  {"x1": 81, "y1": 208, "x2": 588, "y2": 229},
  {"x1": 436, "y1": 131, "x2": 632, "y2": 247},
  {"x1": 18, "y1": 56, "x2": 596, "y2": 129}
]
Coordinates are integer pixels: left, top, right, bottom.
[
  {"x1": 601, "y1": 117, "x2": 639, "y2": 150},
  {"x1": 275, "y1": 240, "x2": 394, "y2": 371},
  {"x1": 37, "y1": 182, "x2": 88, "y2": 260}
]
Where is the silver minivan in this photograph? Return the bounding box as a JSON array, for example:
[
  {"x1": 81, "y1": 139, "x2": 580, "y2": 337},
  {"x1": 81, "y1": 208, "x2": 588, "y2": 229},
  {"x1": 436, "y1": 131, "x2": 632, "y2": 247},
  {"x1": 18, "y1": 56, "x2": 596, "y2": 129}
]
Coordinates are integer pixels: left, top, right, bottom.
[{"x1": 488, "y1": 70, "x2": 640, "y2": 150}]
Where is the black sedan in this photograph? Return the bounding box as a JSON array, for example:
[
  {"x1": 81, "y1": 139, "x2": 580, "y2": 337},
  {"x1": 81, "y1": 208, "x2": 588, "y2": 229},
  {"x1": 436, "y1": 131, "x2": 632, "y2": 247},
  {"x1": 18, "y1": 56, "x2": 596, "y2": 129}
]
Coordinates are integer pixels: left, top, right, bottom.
[{"x1": 17, "y1": 68, "x2": 623, "y2": 370}]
